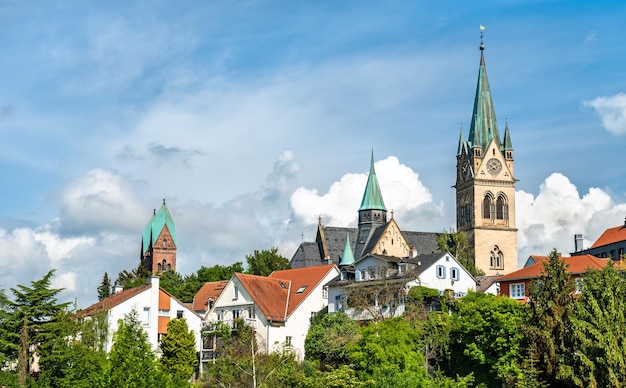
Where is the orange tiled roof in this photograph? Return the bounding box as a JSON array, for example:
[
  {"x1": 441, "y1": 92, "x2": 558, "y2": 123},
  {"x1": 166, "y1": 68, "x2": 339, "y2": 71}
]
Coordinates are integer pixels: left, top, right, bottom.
[
  {"x1": 591, "y1": 224, "x2": 626, "y2": 249},
  {"x1": 192, "y1": 280, "x2": 228, "y2": 312},
  {"x1": 159, "y1": 289, "x2": 171, "y2": 310},
  {"x1": 158, "y1": 316, "x2": 170, "y2": 334},
  {"x1": 497, "y1": 255, "x2": 610, "y2": 282},
  {"x1": 270, "y1": 264, "x2": 336, "y2": 317},
  {"x1": 77, "y1": 284, "x2": 151, "y2": 318}
]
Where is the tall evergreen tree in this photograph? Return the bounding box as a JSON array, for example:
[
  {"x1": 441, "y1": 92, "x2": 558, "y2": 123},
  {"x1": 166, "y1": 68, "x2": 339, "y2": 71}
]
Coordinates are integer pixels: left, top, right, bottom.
[
  {"x1": 97, "y1": 272, "x2": 111, "y2": 301},
  {"x1": 245, "y1": 247, "x2": 290, "y2": 276},
  {"x1": 159, "y1": 318, "x2": 197, "y2": 384},
  {"x1": 0, "y1": 270, "x2": 70, "y2": 386},
  {"x1": 524, "y1": 249, "x2": 575, "y2": 386}
]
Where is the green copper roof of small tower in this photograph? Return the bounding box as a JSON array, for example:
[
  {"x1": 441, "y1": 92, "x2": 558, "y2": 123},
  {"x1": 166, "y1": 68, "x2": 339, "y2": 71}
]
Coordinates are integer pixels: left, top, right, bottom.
[
  {"x1": 359, "y1": 151, "x2": 387, "y2": 211},
  {"x1": 339, "y1": 233, "x2": 355, "y2": 266},
  {"x1": 467, "y1": 45, "x2": 501, "y2": 152},
  {"x1": 142, "y1": 200, "x2": 177, "y2": 253},
  {"x1": 502, "y1": 121, "x2": 513, "y2": 151},
  {"x1": 457, "y1": 126, "x2": 466, "y2": 156}
]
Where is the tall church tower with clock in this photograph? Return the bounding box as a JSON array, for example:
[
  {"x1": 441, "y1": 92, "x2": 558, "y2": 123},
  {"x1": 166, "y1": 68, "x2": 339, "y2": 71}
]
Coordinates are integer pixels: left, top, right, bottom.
[{"x1": 454, "y1": 33, "x2": 517, "y2": 275}]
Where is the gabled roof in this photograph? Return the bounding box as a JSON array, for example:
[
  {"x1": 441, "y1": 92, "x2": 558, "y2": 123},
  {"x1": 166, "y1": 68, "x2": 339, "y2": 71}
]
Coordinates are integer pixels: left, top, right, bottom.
[
  {"x1": 234, "y1": 264, "x2": 337, "y2": 322},
  {"x1": 591, "y1": 224, "x2": 626, "y2": 249},
  {"x1": 496, "y1": 255, "x2": 610, "y2": 282},
  {"x1": 78, "y1": 284, "x2": 151, "y2": 318},
  {"x1": 142, "y1": 200, "x2": 177, "y2": 254},
  {"x1": 193, "y1": 280, "x2": 228, "y2": 312}
]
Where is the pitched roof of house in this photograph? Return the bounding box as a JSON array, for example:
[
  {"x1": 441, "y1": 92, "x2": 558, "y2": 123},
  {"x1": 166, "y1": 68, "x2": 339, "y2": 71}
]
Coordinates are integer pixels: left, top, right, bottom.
[
  {"x1": 234, "y1": 264, "x2": 337, "y2": 322},
  {"x1": 476, "y1": 275, "x2": 500, "y2": 293},
  {"x1": 78, "y1": 284, "x2": 151, "y2": 318},
  {"x1": 496, "y1": 255, "x2": 610, "y2": 282},
  {"x1": 591, "y1": 223, "x2": 626, "y2": 249},
  {"x1": 193, "y1": 280, "x2": 228, "y2": 312}
]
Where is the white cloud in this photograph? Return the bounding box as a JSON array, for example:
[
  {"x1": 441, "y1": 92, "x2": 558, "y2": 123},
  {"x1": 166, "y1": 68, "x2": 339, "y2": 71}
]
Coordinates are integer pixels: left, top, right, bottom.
[{"x1": 583, "y1": 93, "x2": 626, "y2": 135}]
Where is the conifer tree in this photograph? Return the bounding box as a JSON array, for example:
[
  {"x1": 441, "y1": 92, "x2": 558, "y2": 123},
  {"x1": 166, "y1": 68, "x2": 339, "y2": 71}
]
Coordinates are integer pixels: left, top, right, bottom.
[
  {"x1": 159, "y1": 318, "x2": 197, "y2": 384},
  {"x1": 97, "y1": 272, "x2": 111, "y2": 301}
]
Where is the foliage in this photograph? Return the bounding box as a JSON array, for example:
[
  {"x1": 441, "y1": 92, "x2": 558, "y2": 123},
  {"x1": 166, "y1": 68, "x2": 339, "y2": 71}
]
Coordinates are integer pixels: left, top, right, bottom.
[
  {"x1": 116, "y1": 264, "x2": 151, "y2": 289},
  {"x1": 108, "y1": 310, "x2": 170, "y2": 388},
  {"x1": 97, "y1": 272, "x2": 111, "y2": 301},
  {"x1": 197, "y1": 262, "x2": 244, "y2": 282},
  {"x1": 445, "y1": 292, "x2": 526, "y2": 387},
  {"x1": 524, "y1": 249, "x2": 576, "y2": 386},
  {"x1": 245, "y1": 247, "x2": 290, "y2": 276},
  {"x1": 568, "y1": 263, "x2": 626, "y2": 387},
  {"x1": 159, "y1": 270, "x2": 202, "y2": 303},
  {"x1": 305, "y1": 311, "x2": 361, "y2": 369},
  {"x1": 0, "y1": 270, "x2": 70, "y2": 386},
  {"x1": 436, "y1": 229, "x2": 484, "y2": 276},
  {"x1": 159, "y1": 318, "x2": 197, "y2": 384}
]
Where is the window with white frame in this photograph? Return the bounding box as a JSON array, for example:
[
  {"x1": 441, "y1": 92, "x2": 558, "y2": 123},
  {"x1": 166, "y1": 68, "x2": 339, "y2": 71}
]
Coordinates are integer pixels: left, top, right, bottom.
[
  {"x1": 142, "y1": 307, "x2": 150, "y2": 327},
  {"x1": 450, "y1": 267, "x2": 460, "y2": 281},
  {"x1": 232, "y1": 309, "x2": 240, "y2": 319},
  {"x1": 233, "y1": 285, "x2": 239, "y2": 300},
  {"x1": 510, "y1": 283, "x2": 525, "y2": 299},
  {"x1": 322, "y1": 286, "x2": 328, "y2": 299},
  {"x1": 436, "y1": 265, "x2": 445, "y2": 279},
  {"x1": 359, "y1": 270, "x2": 366, "y2": 281}
]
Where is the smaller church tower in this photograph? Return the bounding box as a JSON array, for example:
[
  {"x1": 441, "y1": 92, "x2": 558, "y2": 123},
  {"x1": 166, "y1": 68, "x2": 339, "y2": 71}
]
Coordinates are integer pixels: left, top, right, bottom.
[
  {"x1": 141, "y1": 199, "x2": 177, "y2": 274},
  {"x1": 354, "y1": 151, "x2": 388, "y2": 258}
]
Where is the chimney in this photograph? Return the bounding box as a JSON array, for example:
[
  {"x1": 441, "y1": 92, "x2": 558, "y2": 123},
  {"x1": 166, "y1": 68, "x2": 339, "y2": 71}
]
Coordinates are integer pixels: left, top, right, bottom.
[
  {"x1": 574, "y1": 234, "x2": 583, "y2": 252},
  {"x1": 112, "y1": 284, "x2": 124, "y2": 294}
]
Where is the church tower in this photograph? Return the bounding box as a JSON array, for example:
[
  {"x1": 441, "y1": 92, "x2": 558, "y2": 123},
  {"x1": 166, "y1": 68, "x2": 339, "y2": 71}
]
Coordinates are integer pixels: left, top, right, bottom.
[
  {"x1": 454, "y1": 33, "x2": 517, "y2": 275},
  {"x1": 141, "y1": 199, "x2": 177, "y2": 274},
  {"x1": 354, "y1": 151, "x2": 388, "y2": 259}
]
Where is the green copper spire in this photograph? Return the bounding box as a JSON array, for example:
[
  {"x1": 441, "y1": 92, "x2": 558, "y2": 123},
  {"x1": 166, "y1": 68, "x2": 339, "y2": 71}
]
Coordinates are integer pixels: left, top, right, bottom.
[
  {"x1": 457, "y1": 125, "x2": 465, "y2": 156},
  {"x1": 467, "y1": 37, "x2": 501, "y2": 152},
  {"x1": 359, "y1": 151, "x2": 387, "y2": 211},
  {"x1": 339, "y1": 233, "x2": 355, "y2": 266},
  {"x1": 142, "y1": 199, "x2": 177, "y2": 253},
  {"x1": 502, "y1": 120, "x2": 513, "y2": 151}
]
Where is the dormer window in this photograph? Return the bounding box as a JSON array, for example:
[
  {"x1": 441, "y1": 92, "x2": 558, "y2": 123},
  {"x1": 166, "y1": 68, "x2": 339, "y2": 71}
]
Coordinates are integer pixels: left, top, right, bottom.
[
  {"x1": 279, "y1": 281, "x2": 288, "y2": 289},
  {"x1": 296, "y1": 286, "x2": 307, "y2": 294}
]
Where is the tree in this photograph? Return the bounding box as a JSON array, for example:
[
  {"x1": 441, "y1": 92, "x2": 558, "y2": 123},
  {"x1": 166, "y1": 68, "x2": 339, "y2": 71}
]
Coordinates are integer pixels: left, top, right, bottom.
[
  {"x1": 245, "y1": 247, "x2": 290, "y2": 276},
  {"x1": 305, "y1": 311, "x2": 361, "y2": 369},
  {"x1": 568, "y1": 263, "x2": 626, "y2": 387},
  {"x1": 524, "y1": 249, "x2": 576, "y2": 386},
  {"x1": 159, "y1": 270, "x2": 202, "y2": 303},
  {"x1": 0, "y1": 270, "x2": 70, "y2": 386},
  {"x1": 108, "y1": 310, "x2": 169, "y2": 388},
  {"x1": 436, "y1": 229, "x2": 484, "y2": 276},
  {"x1": 159, "y1": 318, "x2": 197, "y2": 384},
  {"x1": 197, "y1": 262, "x2": 244, "y2": 282},
  {"x1": 97, "y1": 272, "x2": 111, "y2": 301},
  {"x1": 116, "y1": 264, "x2": 151, "y2": 289}
]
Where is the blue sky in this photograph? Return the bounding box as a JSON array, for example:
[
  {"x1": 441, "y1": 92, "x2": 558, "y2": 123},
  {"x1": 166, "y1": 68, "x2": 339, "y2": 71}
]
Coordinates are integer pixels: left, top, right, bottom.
[{"x1": 1, "y1": 1, "x2": 626, "y2": 305}]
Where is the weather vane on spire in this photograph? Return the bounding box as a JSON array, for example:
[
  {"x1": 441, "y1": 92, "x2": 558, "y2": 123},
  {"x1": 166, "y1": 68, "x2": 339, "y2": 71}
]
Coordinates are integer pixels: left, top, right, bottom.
[{"x1": 479, "y1": 25, "x2": 485, "y2": 51}]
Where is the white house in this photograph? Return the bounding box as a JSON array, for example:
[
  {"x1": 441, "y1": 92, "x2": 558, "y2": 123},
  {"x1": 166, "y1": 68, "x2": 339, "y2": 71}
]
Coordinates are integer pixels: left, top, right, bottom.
[
  {"x1": 79, "y1": 276, "x2": 203, "y2": 354},
  {"x1": 202, "y1": 264, "x2": 339, "y2": 368},
  {"x1": 328, "y1": 252, "x2": 476, "y2": 320}
]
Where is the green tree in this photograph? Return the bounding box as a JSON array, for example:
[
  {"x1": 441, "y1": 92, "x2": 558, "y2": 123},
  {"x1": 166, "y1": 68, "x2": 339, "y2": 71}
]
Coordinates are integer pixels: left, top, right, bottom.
[
  {"x1": 305, "y1": 311, "x2": 361, "y2": 369},
  {"x1": 108, "y1": 310, "x2": 169, "y2": 388},
  {"x1": 116, "y1": 264, "x2": 151, "y2": 289},
  {"x1": 444, "y1": 292, "x2": 527, "y2": 387},
  {"x1": 524, "y1": 249, "x2": 575, "y2": 386},
  {"x1": 159, "y1": 318, "x2": 197, "y2": 384},
  {"x1": 436, "y1": 229, "x2": 484, "y2": 276},
  {"x1": 569, "y1": 263, "x2": 626, "y2": 387},
  {"x1": 197, "y1": 262, "x2": 244, "y2": 282},
  {"x1": 0, "y1": 270, "x2": 70, "y2": 386},
  {"x1": 245, "y1": 247, "x2": 290, "y2": 276},
  {"x1": 98, "y1": 272, "x2": 111, "y2": 301}
]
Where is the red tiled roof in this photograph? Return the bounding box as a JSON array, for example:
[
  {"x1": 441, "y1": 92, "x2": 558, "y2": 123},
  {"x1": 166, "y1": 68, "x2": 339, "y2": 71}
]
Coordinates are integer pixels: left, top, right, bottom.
[
  {"x1": 235, "y1": 264, "x2": 337, "y2": 322},
  {"x1": 192, "y1": 280, "x2": 227, "y2": 312},
  {"x1": 270, "y1": 264, "x2": 336, "y2": 317},
  {"x1": 591, "y1": 225, "x2": 626, "y2": 249},
  {"x1": 77, "y1": 284, "x2": 151, "y2": 318},
  {"x1": 159, "y1": 289, "x2": 170, "y2": 310},
  {"x1": 497, "y1": 255, "x2": 610, "y2": 282}
]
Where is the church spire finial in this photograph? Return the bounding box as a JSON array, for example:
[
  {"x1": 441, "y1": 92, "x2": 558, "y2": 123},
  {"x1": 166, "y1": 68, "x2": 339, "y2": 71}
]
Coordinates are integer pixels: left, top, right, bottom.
[{"x1": 479, "y1": 25, "x2": 485, "y2": 51}]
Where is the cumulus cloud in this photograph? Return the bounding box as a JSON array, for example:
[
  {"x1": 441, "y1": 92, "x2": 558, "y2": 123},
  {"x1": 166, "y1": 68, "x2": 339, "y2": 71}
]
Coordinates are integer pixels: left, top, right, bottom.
[
  {"x1": 583, "y1": 93, "x2": 626, "y2": 135},
  {"x1": 515, "y1": 172, "x2": 626, "y2": 264},
  {"x1": 290, "y1": 156, "x2": 443, "y2": 230}
]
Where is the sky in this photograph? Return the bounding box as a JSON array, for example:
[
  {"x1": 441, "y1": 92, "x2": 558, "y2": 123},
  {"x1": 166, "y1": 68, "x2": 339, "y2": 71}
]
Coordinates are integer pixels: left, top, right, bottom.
[{"x1": 1, "y1": 1, "x2": 626, "y2": 306}]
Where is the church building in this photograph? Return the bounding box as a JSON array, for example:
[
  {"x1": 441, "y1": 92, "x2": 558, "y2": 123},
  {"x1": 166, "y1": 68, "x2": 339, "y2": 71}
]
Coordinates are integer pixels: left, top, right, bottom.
[
  {"x1": 140, "y1": 199, "x2": 177, "y2": 274},
  {"x1": 454, "y1": 36, "x2": 518, "y2": 275}
]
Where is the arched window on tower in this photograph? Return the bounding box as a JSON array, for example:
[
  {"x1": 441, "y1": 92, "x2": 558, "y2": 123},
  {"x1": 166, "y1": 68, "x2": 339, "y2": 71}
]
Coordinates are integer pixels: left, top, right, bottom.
[
  {"x1": 490, "y1": 246, "x2": 504, "y2": 270},
  {"x1": 496, "y1": 194, "x2": 507, "y2": 220},
  {"x1": 162, "y1": 260, "x2": 167, "y2": 272},
  {"x1": 482, "y1": 192, "x2": 494, "y2": 219}
]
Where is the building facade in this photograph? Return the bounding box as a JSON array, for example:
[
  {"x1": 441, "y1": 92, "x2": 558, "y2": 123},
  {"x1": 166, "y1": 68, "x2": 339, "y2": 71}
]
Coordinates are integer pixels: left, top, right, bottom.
[{"x1": 454, "y1": 38, "x2": 518, "y2": 276}]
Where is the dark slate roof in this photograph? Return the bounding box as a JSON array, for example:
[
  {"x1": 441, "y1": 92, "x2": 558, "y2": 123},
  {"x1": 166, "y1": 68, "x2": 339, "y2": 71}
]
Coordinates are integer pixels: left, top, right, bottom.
[
  {"x1": 362, "y1": 223, "x2": 388, "y2": 255},
  {"x1": 406, "y1": 252, "x2": 446, "y2": 276},
  {"x1": 290, "y1": 242, "x2": 323, "y2": 269},
  {"x1": 403, "y1": 231, "x2": 440, "y2": 256},
  {"x1": 475, "y1": 275, "x2": 500, "y2": 293},
  {"x1": 322, "y1": 227, "x2": 358, "y2": 264}
]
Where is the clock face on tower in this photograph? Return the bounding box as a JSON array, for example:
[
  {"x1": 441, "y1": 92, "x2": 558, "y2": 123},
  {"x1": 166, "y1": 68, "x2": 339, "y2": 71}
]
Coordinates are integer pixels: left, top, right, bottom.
[
  {"x1": 486, "y1": 158, "x2": 502, "y2": 175},
  {"x1": 461, "y1": 160, "x2": 471, "y2": 180}
]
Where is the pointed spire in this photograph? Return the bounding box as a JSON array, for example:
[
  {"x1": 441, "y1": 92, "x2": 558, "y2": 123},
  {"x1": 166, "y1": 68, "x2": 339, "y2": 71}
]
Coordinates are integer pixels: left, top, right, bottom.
[
  {"x1": 359, "y1": 150, "x2": 387, "y2": 211},
  {"x1": 457, "y1": 124, "x2": 465, "y2": 156},
  {"x1": 467, "y1": 26, "x2": 501, "y2": 153},
  {"x1": 502, "y1": 120, "x2": 513, "y2": 151},
  {"x1": 339, "y1": 233, "x2": 355, "y2": 266}
]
